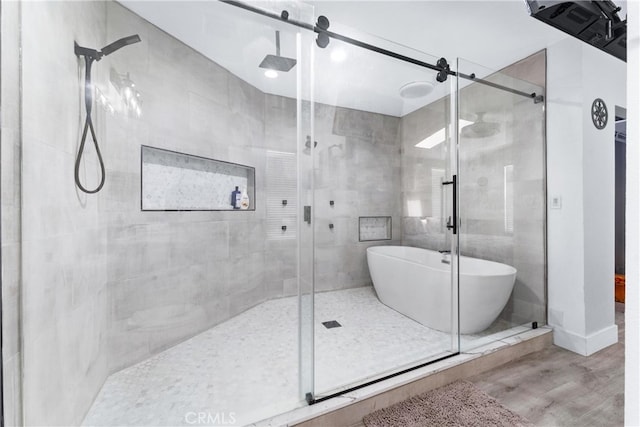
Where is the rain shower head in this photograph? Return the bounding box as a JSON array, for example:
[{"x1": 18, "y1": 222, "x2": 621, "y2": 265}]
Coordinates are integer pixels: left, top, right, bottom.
[
  {"x1": 259, "y1": 31, "x2": 297, "y2": 72},
  {"x1": 460, "y1": 112, "x2": 500, "y2": 139},
  {"x1": 259, "y1": 55, "x2": 297, "y2": 72},
  {"x1": 101, "y1": 35, "x2": 142, "y2": 57}
]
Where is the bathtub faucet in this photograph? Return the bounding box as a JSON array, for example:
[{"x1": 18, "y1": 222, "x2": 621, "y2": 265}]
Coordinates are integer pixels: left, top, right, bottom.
[{"x1": 439, "y1": 250, "x2": 451, "y2": 264}]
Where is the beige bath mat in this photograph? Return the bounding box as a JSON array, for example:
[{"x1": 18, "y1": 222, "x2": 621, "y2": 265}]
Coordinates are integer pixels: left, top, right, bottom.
[{"x1": 363, "y1": 380, "x2": 533, "y2": 427}]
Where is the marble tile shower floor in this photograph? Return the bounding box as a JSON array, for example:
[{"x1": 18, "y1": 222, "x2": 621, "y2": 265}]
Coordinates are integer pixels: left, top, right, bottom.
[{"x1": 82, "y1": 286, "x2": 515, "y2": 426}]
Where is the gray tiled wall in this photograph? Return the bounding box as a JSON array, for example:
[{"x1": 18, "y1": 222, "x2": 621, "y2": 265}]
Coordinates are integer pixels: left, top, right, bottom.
[
  {"x1": 1, "y1": 1, "x2": 23, "y2": 425},
  {"x1": 18, "y1": 1, "x2": 111, "y2": 425},
  {"x1": 313, "y1": 103, "x2": 402, "y2": 292},
  {"x1": 103, "y1": 1, "x2": 401, "y2": 374},
  {"x1": 103, "y1": 2, "x2": 286, "y2": 373}
]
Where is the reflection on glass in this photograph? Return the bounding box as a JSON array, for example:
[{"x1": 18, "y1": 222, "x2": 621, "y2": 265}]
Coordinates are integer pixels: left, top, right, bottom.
[
  {"x1": 504, "y1": 164, "x2": 514, "y2": 234},
  {"x1": 457, "y1": 52, "x2": 546, "y2": 352}
]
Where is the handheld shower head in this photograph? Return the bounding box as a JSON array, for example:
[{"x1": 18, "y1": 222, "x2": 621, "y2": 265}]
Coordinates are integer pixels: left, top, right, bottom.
[
  {"x1": 74, "y1": 34, "x2": 141, "y2": 62},
  {"x1": 73, "y1": 34, "x2": 141, "y2": 194},
  {"x1": 101, "y1": 35, "x2": 141, "y2": 57}
]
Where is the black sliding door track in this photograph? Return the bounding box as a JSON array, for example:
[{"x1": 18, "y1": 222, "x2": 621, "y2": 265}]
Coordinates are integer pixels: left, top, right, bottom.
[
  {"x1": 308, "y1": 352, "x2": 460, "y2": 405},
  {"x1": 220, "y1": 0, "x2": 542, "y2": 102}
]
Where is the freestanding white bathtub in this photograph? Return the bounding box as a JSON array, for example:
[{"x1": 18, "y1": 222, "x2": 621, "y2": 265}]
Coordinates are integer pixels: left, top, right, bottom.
[{"x1": 366, "y1": 246, "x2": 516, "y2": 334}]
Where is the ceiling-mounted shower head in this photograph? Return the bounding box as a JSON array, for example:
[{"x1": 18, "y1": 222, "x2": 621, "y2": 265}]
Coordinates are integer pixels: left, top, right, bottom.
[
  {"x1": 259, "y1": 31, "x2": 297, "y2": 72},
  {"x1": 460, "y1": 112, "x2": 500, "y2": 139},
  {"x1": 259, "y1": 55, "x2": 296, "y2": 72}
]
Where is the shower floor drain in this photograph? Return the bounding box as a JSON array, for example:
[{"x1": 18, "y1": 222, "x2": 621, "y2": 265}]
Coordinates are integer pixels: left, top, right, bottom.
[{"x1": 322, "y1": 320, "x2": 342, "y2": 329}]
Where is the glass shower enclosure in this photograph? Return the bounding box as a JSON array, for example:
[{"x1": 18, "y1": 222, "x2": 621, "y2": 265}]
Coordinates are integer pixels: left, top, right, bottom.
[{"x1": 1, "y1": 0, "x2": 547, "y2": 425}]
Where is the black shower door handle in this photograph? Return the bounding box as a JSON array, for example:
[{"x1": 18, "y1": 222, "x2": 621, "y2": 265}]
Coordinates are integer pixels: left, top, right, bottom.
[
  {"x1": 304, "y1": 206, "x2": 311, "y2": 224},
  {"x1": 442, "y1": 174, "x2": 457, "y2": 235}
]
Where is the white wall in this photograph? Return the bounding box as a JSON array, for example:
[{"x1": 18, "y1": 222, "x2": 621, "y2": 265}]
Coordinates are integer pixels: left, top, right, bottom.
[
  {"x1": 582, "y1": 46, "x2": 625, "y2": 340},
  {"x1": 547, "y1": 38, "x2": 586, "y2": 342},
  {"x1": 625, "y1": 1, "x2": 640, "y2": 424},
  {"x1": 547, "y1": 37, "x2": 625, "y2": 356}
]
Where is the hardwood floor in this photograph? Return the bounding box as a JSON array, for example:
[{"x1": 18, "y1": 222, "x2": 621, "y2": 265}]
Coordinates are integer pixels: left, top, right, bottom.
[
  {"x1": 470, "y1": 305, "x2": 625, "y2": 426},
  {"x1": 350, "y1": 306, "x2": 623, "y2": 427}
]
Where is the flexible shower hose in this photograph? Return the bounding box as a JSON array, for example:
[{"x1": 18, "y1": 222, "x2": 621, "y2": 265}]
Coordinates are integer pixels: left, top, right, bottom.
[{"x1": 75, "y1": 56, "x2": 106, "y2": 194}]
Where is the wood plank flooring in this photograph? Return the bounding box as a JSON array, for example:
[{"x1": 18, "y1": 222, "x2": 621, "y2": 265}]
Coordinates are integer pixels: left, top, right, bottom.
[
  {"x1": 353, "y1": 305, "x2": 624, "y2": 427},
  {"x1": 470, "y1": 305, "x2": 624, "y2": 426}
]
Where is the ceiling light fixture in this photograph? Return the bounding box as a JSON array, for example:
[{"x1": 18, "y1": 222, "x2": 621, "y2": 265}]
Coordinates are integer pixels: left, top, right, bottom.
[
  {"x1": 399, "y1": 81, "x2": 435, "y2": 99},
  {"x1": 264, "y1": 69, "x2": 278, "y2": 79}
]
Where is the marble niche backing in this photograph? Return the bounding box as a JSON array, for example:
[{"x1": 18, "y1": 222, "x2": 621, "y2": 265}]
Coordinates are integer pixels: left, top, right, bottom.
[{"x1": 141, "y1": 145, "x2": 256, "y2": 211}]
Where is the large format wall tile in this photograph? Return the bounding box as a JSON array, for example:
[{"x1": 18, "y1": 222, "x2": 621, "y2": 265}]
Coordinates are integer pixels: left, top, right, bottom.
[
  {"x1": 102, "y1": 1, "x2": 402, "y2": 376},
  {"x1": 1, "y1": 1, "x2": 23, "y2": 424},
  {"x1": 19, "y1": 2, "x2": 110, "y2": 425},
  {"x1": 313, "y1": 103, "x2": 402, "y2": 291}
]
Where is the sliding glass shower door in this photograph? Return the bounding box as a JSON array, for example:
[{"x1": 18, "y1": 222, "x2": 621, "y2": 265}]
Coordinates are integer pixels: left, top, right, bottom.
[
  {"x1": 308, "y1": 24, "x2": 460, "y2": 400},
  {"x1": 456, "y1": 56, "x2": 547, "y2": 351}
]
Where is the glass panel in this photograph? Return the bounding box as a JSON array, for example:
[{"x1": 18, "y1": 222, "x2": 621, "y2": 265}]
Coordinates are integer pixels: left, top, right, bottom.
[
  {"x1": 310, "y1": 25, "x2": 459, "y2": 398},
  {"x1": 297, "y1": 4, "x2": 316, "y2": 406},
  {"x1": 16, "y1": 0, "x2": 316, "y2": 425},
  {"x1": 456, "y1": 55, "x2": 546, "y2": 352}
]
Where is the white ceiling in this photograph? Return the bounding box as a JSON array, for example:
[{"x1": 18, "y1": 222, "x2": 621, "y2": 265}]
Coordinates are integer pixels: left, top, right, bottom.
[{"x1": 119, "y1": 0, "x2": 571, "y2": 116}]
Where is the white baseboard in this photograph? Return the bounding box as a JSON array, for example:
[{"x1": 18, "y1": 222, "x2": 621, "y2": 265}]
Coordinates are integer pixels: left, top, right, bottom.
[{"x1": 551, "y1": 324, "x2": 618, "y2": 356}]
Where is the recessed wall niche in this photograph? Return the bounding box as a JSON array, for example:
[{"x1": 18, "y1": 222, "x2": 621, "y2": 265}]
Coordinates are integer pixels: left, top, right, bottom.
[
  {"x1": 141, "y1": 145, "x2": 256, "y2": 211},
  {"x1": 359, "y1": 216, "x2": 392, "y2": 241}
]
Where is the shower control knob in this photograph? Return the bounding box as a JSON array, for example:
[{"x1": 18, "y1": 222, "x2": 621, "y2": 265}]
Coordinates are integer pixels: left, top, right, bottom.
[
  {"x1": 282, "y1": 225, "x2": 287, "y2": 231},
  {"x1": 329, "y1": 223, "x2": 334, "y2": 230}
]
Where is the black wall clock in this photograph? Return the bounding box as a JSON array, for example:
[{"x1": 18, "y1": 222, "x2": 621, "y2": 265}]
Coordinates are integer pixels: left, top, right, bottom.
[{"x1": 591, "y1": 98, "x2": 608, "y2": 129}]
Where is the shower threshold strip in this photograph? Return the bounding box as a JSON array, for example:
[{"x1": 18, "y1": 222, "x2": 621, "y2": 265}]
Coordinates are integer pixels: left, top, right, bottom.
[
  {"x1": 308, "y1": 351, "x2": 459, "y2": 404},
  {"x1": 220, "y1": 0, "x2": 543, "y2": 103}
]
